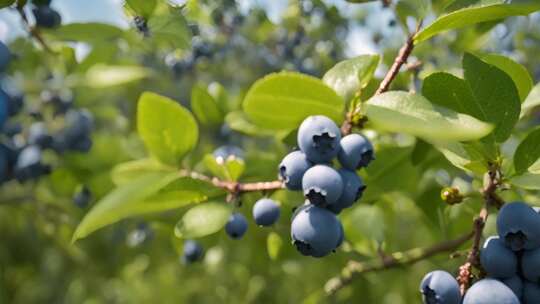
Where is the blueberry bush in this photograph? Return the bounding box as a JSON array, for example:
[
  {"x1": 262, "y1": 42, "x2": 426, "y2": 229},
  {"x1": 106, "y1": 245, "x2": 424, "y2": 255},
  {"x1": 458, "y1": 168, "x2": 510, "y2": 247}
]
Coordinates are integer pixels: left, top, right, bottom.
[{"x1": 1, "y1": 0, "x2": 540, "y2": 303}]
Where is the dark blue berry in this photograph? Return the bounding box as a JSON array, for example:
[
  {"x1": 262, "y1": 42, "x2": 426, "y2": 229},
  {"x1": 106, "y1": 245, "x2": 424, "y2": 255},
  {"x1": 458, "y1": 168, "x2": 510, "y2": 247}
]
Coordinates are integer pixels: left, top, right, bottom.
[
  {"x1": 225, "y1": 212, "x2": 248, "y2": 239},
  {"x1": 523, "y1": 281, "x2": 540, "y2": 304},
  {"x1": 462, "y1": 279, "x2": 519, "y2": 304},
  {"x1": 338, "y1": 133, "x2": 374, "y2": 170},
  {"x1": 480, "y1": 236, "x2": 517, "y2": 278},
  {"x1": 497, "y1": 202, "x2": 540, "y2": 251},
  {"x1": 502, "y1": 276, "x2": 523, "y2": 300},
  {"x1": 297, "y1": 115, "x2": 341, "y2": 163},
  {"x1": 327, "y1": 169, "x2": 365, "y2": 214},
  {"x1": 32, "y1": 5, "x2": 61, "y2": 28},
  {"x1": 182, "y1": 240, "x2": 204, "y2": 263},
  {"x1": 73, "y1": 186, "x2": 92, "y2": 208},
  {"x1": 419, "y1": 270, "x2": 461, "y2": 304},
  {"x1": 279, "y1": 150, "x2": 312, "y2": 190},
  {"x1": 252, "y1": 198, "x2": 280, "y2": 227},
  {"x1": 28, "y1": 122, "x2": 53, "y2": 149},
  {"x1": 0, "y1": 41, "x2": 11, "y2": 72},
  {"x1": 302, "y1": 165, "x2": 343, "y2": 207},
  {"x1": 521, "y1": 247, "x2": 540, "y2": 283},
  {"x1": 291, "y1": 204, "x2": 342, "y2": 258}
]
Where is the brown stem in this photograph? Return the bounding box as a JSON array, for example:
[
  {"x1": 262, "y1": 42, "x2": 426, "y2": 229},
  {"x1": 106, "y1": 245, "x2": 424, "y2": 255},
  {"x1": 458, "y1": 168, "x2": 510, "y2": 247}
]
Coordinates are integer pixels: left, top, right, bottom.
[
  {"x1": 457, "y1": 164, "x2": 504, "y2": 294},
  {"x1": 16, "y1": 6, "x2": 53, "y2": 53},
  {"x1": 325, "y1": 232, "x2": 474, "y2": 295},
  {"x1": 180, "y1": 170, "x2": 284, "y2": 195},
  {"x1": 340, "y1": 23, "x2": 422, "y2": 135}
]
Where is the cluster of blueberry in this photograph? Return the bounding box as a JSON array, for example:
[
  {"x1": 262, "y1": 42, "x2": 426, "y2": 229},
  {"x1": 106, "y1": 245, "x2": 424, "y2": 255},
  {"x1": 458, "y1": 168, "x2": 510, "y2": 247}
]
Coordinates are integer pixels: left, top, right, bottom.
[
  {"x1": 0, "y1": 41, "x2": 94, "y2": 201},
  {"x1": 420, "y1": 202, "x2": 540, "y2": 304},
  {"x1": 281, "y1": 115, "x2": 373, "y2": 257},
  {"x1": 31, "y1": 0, "x2": 61, "y2": 29}
]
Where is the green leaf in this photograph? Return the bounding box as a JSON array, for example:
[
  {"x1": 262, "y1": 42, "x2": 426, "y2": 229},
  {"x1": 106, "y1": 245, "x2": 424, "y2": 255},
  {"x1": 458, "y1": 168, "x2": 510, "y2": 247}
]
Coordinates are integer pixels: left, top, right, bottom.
[
  {"x1": 73, "y1": 172, "x2": 198, "y2": 241},
  {"x1": 125, "y1": 0, "x2": 157, "y2": 18},
  {"x1": 162, "y1": 176, "x2": 225, "y2": 198},
  {"x1": 203, "y1": 154, "x2": 245, "y2": 182},
  {"x1": 435, "y1": 142, "x2": 489, "y2": 173},
  {"x1": 463, "y1": 53, "x2": 521, "y2": 142},
  {"x1": 322, "y1": 55, "x2": 379, "y2": 101},
  {"x1": 174, "y1": 202, "x2": 232, "y2": 239},
  {"x1": 267, "y1": 232, "x2": 283, "y2": 260},
  {"x1": 365, "y1": 91, "x2": 494, "y2": 142},
  {"x1": 514, "y1": 128, "x2": 540, "y2": 174},
  {"x1": 85, "y1": 65, "x2": 152, "y2": 88},
  {"x1": 396, "y1": 0, "x2": 431, "y2": 24},
  {"x1": 111, "y1": 158, "x2": 175, "y2": 186},
  {"x1": 191, "y1": 85, "x2": 224, "y2": 127},
  {"x1": 44, "y1": 23, "x2": 124, "y2": 43},
  {"x1": 148, "y1": 7, "x2": 191, "y2": 49},
  {"x1": 521, "y1": 83, "x2": 540, "y2": 118},
  {"x1": 510, "y1": 173, "x2": 540, "y2": 190},
  {"x1": 225, "y1": 111, "x2": 274, "y2": 136},
  {"x1": 343, "y1": 204, "x2": 386, "y2": 244},
  {"x1": 137, "y1": 92, "x2": 199, "y2": 165},
  {"x1": 414, "y1": 1, "x2": 540, "y2": 43},
  {"x1": 0, "y1": 0, "x2": 15, "y2": 9},
  {"x1": 480, "y1": 54, "x2": 533, "y2": 102},
  {"x1": 243, "y1": 72, "x2": 345, "y2": 131},
  {"x1": 362, "y1": 146, "x2": 418, "y2": 202}
]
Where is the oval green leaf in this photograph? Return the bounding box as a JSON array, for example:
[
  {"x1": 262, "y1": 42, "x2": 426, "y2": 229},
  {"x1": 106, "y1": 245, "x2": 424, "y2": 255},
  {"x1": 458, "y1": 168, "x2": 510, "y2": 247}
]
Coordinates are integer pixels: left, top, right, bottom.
[
  {"x1": 521, "y1": 83, "x2": 540, "y2": 118},
  {"x1": 243, "y1": 72, "x2": 345, "y2": 130},
  {"x1": 322, "y1": 55, "x2": 380, "y2": 101},
  {"x1": 44, "y1": 23, "x2": 124, "y2": 43},
  {"x1": 174, "y1": 202, "x2": 232, "y2": 239},
  {"x1": 510, "y1": 173, "x2": 540, "y2": 190},
  {"x1": 514, "y1": 127, "x2": 540, "y2": 174},
  {"x1": 73, "y1": 172, "x2": 198, "y2": 242},
  {"x1": 137, "y1": 92, "x2": 199, "y2": 165},
  {"x1": 86, "y1": 65, "x2": 152, "y2": 88},
  {"x1": 191, "y1": 85, "x2": 224, "y2": 127},
  {"x1": 111, "y1": 158, "x2": 175, "y2": 186},
  {"x1": 365, "y1": 91, "x2": 494, "y2": 142},
  {"x1": 414, "y1": 1, "x2": 540, "y2": 43},
  {"x1": 480, "y1": 54, "x2": 533, "y2": 102}
]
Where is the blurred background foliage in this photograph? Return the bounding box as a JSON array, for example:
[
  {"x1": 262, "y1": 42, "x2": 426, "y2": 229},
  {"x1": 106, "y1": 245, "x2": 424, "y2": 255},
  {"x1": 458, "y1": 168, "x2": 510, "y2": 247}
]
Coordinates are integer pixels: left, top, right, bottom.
[{"x1": 1, "y1": 0, "x2": 540, "y2": 303}]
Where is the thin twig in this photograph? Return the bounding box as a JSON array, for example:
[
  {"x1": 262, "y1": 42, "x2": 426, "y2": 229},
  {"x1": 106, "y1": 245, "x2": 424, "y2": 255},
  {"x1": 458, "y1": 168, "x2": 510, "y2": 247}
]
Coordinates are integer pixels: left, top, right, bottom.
[
  {"x1": 180, "y1": 170, "x2": 284, "y2": 194},
  {"x1": 16, "y1": 6, "x2": 53, "y2": 53},
  {"x1": 325, "y1": 232, "x2": 474, "y2": 295},
  {"x1": 340, "y1": 23, "x2": 422, "y2": 135}
]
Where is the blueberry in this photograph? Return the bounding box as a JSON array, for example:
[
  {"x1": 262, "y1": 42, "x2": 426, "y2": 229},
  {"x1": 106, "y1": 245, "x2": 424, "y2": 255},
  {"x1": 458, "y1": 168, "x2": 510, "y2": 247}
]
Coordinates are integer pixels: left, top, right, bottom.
[
  {"x1": 337, "y1": 134, "x2": 374, "y2": 170},
  {"x1": 0, "y1": 90, "x2": 8, "y2": 127},
  {"x1": 73, "y1": 186, "x2": 92, "y2": 208},
  {"x1": 7, "y1": 94, "x2": 24, "y2": 117},
  {"x1": 32, "y1": 6, "x2": 61, "y2": 28},
  {"x1": 290, "y1": 204, "x2": 342, "y2": 258},
  {"x1": 70, "y1": 136, "x2": 93, "y2": 153},
  {"x1": 225, "y1": 212, "x2": 248, "y2": 239},
  {"x1": 480, "y1": 236, "x2": 518, "y2": 278},
  {"x1": 182, "y1": 240, "x2": 204, "y2": 263},
  {"x1": 252, "y1": 198, "x2": 280, "y2": 227},
  {"x1": 33, "y1": 0, "x2": 53, "y2": 6},
  {"x1": 335, "y1": 221, "x2": 344, "y2": 249},
  {"x1": 213, "y1": 145, "x2": 244, "y2": 163},
  {"x1": 462, "y1": 278, "x2": 520, "y2": 304},
  {"x1": 28, "y1": 123, "x2": 53, "y2": 149},
  {"x1": 278, "y1": 150, "x2": 312, "y2": 190},
  {"x1": 502, "y1": 276, "x2": 523, "y2": 299},
  {"x1": 0, "y1": 41, "x2": 11, "y2": 72},
  {"x1": 0, "y1": 145, "x2": 8, "y2": 184},
  {"x1": 64, "y1": 109, "x2": 94, "y2": 141},
  {"x1": 419, "y1": 270, "x2": 461, "y2": 304},
  {"x1": 521, "y1": 247, "x2": 540, "y2": 283},
  {"x1": 302, "y1": 165, "x2": 343, "y2": 207},
  {"x1": 496, "y1": 202, "x2": 540, "y2": 251},
  {"x1": 13, "y1": 145, "x2": 49, "y2": 182},
  {"x1": 297, "y1": 115, "x2": 341, "y2": 163},
  {"x1": 327, "y1": 169, "x2": 365, "y2": 214},
  {"x1": 523, "y1": 281, "x2": 540, "y2": 304}
]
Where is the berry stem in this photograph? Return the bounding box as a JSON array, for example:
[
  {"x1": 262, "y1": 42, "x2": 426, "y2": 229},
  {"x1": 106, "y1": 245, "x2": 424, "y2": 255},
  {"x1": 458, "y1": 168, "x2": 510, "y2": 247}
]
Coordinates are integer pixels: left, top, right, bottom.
[
  {"x1": 340, "y1": 21, "x2": 422, "y2": 135},
  {"x1": 180, "y1": 170, "x2": 284, "y2": 195},
  {"x1": 16, "y1": 6, "x2": 54, "y2": 53},
  {"x1": 324, "y1": 232, "x2": 474, "y2": 296}
]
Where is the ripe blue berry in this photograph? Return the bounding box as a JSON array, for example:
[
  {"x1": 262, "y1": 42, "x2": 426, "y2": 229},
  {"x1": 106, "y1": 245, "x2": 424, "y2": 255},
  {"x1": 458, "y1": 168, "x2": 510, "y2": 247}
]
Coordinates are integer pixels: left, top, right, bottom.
[
  {"x1": 328, "y1": 169, "x2": 365, "y2": 214},
  {"x1": 279, "y1": 150, "x2": 312, "y2": 190},
  {"x1": 297, "y1": 115, "x2": 341, "y2": 163},
  {"x1": 462, "y1": 278, "x2": 520, "y2": 304},
  {"x1": 28, "y1": 122, "x2": 53, "y2": 149},
  {"x1": 480, "y1": 236, "x2": 517, "y2": 278},
  {"x1": 32, "y1": 6, "x2": 61, "y2": 28},
  {"x1": 183, "y1": 240, "x2": 204, "y2": 263},
  {"x1": 419, "y1": 270, "x2": 461, "y2": 304},
  {"x1": 338, "y1": 134, "x2": 374, "y2": 169},
  {"x1": 496, "y1": 202, "x2": 540, "y2": 251},
  {"x1": 225, "y1": 212, "x2": 248, "y2": 239},
  {"x1": 302, "y1": 165, "x2": 343, "y2": 207},
  {"x1": 0, "y1": 89, "x2": 8, "y2": 127},
  {"x1": 523, "y1": 281, "x2": 540, "y2": 304},
  {"x1": 502, "y1": 276, "x2": 523, "y2": 300},
  {"x1": 0, "y1": 146, "x2": 8, "y2": 184},
  {"x1": 0, "y1": 41, "x2": 11, "y2": 72},
  {"x1": 521, "y1": 247, "x2": 540, "y2": 283},
  {"x1": 252, "y1": 198, "x2": 280, "y2": 226},
  {"x1": 13, "y1": 145, "x2": 50, "y2": 182},
  {"x1": 290, "y1": 204, "x2": 342, "y2": 258}
]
